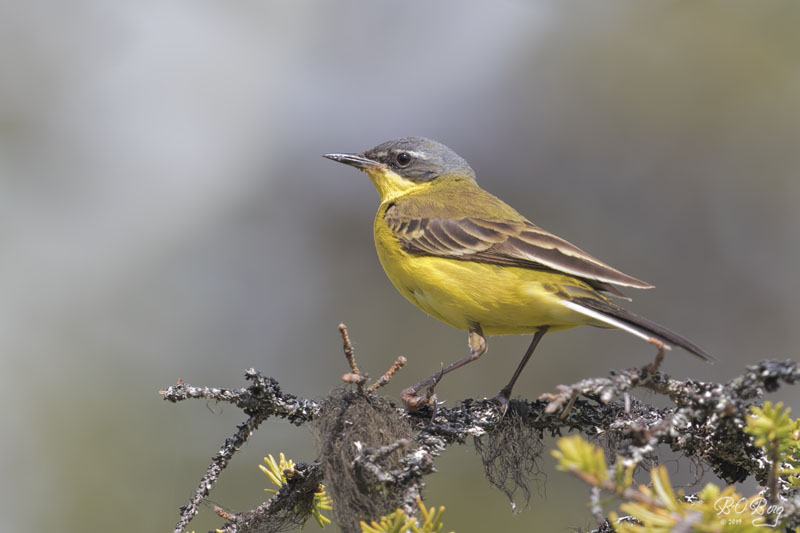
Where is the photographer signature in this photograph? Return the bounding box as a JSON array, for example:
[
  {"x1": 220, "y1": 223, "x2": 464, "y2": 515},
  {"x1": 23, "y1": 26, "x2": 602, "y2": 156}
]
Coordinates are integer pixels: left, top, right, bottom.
[{"x1": 714, "y1": 496, "x2": 783, "y2": 528}]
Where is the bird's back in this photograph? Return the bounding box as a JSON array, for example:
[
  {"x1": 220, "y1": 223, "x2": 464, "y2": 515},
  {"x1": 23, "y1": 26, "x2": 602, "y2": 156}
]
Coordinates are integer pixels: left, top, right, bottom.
[{"x1": 385, "y1": 174, "x2": 528, "y2": 222}]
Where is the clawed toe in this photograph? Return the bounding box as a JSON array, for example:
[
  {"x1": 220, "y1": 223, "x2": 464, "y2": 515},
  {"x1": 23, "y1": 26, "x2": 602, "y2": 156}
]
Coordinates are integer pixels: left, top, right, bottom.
[
  {"x1": 488, "y1": 390, "x2": 511, "y2": 417},
  {"x1": 401, "y1": 387, "x2": 426, "y2": 411},
  {"x1": 401, "y1": 385, "x2": 441, "y2": 413}
]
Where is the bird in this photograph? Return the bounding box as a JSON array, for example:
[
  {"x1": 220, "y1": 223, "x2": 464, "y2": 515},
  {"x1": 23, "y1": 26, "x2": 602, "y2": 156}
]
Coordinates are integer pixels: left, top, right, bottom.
[{"x1": 323, "y1": 137, "x2": 712, "y2": 412}]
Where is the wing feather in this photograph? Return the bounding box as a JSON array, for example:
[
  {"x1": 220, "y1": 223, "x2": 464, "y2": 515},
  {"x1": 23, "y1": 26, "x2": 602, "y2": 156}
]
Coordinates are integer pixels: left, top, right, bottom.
[
  {"x1": 457, "y1": 219, "x2": 510, "y2": 243},
  {"x1": 427, "y1": 219, "x2": 470, "y2": 254},
  {"x1": 437, "y1": 220, "x2": 485, "y2": 249},
  {"x1": 385, "y1": 205, "x2": 652, "y2": 290}
]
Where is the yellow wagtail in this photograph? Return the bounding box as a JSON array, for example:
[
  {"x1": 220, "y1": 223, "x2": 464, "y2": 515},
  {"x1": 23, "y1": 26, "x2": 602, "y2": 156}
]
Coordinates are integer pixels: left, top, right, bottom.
[{"x1": 324, "y1": 137, "x2": 712, "y2": 411}]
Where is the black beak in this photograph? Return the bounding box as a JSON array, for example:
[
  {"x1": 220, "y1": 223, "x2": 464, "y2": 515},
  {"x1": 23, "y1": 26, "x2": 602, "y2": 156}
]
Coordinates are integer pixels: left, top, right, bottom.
[{"x1": 322, "y1": 153, "x2": 382, "y2": 170}]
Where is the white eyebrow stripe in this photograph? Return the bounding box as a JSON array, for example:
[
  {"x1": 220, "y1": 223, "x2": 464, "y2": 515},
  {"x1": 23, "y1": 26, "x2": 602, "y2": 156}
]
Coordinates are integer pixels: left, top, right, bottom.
[{"x1": 403, "y1": 150, "x2": 429, "y2": 159}]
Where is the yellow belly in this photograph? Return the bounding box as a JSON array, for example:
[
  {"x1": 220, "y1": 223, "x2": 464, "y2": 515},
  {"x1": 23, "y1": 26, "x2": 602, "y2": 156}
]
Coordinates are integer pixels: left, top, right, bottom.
[{"x1": 374, "y1": 218, "x2": 600, "y2": 335}]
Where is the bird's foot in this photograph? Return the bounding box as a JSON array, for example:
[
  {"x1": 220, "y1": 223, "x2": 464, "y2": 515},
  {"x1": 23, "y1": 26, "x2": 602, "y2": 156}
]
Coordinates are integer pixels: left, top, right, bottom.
[
  {"x1": 400, "y1": 384, "x2": 440, "y2": 414},
  {"x1": 487, "y1": 387, "x2": 512, "y2": 417},
  {"x1": 400, "y1": 387, "x2": 426, "y2": 411},
  {"x1": 401, "y1": 365, "x2": 447, "y2": 414},
  {"x1": 645, "y1": 338, "x2": 666, "y2": 375}
]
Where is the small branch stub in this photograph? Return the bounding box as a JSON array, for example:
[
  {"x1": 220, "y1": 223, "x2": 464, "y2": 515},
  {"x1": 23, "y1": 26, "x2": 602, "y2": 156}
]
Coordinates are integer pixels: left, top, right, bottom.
[
  {"x1": 339, "y1": 323, "x2": 406, "y2": 395},
  {"x1": 340, "y1": 323, "x2": 366, "y2": 394},
  {"x1": 368, "y1": 356, "x2": 407, "y2": 393}
]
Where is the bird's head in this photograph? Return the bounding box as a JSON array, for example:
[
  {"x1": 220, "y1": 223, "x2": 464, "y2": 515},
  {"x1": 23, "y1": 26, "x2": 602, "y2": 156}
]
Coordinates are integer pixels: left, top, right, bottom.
[{"x1": 324, "y1": 137, "x2": 475, "y2": 202}]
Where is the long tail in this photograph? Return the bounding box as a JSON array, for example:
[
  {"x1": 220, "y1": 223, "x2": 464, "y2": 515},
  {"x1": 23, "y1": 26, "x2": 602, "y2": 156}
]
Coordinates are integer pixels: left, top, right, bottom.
[{"x1": 560, "y1": 297, "x2": 714, "y2": 362}]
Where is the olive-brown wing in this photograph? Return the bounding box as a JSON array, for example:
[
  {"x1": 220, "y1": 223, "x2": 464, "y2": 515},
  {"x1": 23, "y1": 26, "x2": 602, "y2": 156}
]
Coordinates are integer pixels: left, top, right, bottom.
[{"x1": 384, "y1": 207, "x2": 653, "y2": 290}]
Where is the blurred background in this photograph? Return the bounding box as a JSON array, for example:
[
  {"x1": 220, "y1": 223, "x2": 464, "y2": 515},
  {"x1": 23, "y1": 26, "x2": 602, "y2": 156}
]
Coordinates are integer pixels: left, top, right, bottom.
[{"x1": 2, "y1": 1, "x2": 799, "y2": 531}]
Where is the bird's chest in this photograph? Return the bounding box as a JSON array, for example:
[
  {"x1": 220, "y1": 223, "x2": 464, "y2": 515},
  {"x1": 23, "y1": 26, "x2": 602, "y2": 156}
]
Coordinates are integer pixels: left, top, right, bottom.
[
  {"x1": 371, "y1": 212, "x2": 478, "y2": 329},
  {"x1": 373, "y1": 214, "x2": 436, "y2": 303},
  {"x1": 373, "y1": 214, "x2": 414, "y2": 291}
]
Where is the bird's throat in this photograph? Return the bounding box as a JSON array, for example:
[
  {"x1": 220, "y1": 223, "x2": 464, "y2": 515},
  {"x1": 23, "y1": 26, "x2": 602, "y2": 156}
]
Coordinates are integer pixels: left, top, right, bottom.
[{"x1": 366, "y1": 168, "x2": 423, "y2": 203}]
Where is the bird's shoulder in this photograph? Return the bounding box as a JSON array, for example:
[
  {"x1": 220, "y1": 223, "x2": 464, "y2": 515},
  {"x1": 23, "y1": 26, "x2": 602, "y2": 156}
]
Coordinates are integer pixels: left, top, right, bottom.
[{"x1": 385, "y1": 175, "x2": 526, "y2": 223}]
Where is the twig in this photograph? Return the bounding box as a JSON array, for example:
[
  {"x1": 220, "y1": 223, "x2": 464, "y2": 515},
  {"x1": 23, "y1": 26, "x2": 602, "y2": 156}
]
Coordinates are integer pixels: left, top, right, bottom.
[
  {"x1": 339, "y1": 323, "x2": 367, "y2": 393},
  {"x1": 351, "y1": 437, "x2": 428, "y2": 515},
  {"x1": 589, "y1": 486, "x2": 605, "y2": 525},
  {"x1": 766, "y1": 439, "x2": 780, "y2": 505},
  {"x1": 161, "y1": 369, "x2": 320, "y2": 425},
  {"x1": 339, "y1": 323, "x2": 359, "y2": 374},
  {"x1": 216, "y1": 462, "x2": 324, "y2": 533},
  {"x1": 171, "y1": 407, "x2": 267, "y2": 533},
  {"x1": 362, "y1": 438, "x2": 411, "y2": 461},
  {"x1": 367, "y1": 356, "x2": 407, "y2": 393},
  {"x1": 338, "y1": 324, "x2": 407, "y2": 394},
  {"x1": 163, "y1": 370, "x2": 320, "y2": 532}
]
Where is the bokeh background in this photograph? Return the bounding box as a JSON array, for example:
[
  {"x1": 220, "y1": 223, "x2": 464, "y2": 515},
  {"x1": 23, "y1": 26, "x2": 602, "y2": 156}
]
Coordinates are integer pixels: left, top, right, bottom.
[{"x1": 2, "y1": 2, "x2": 799, "y2": 532}]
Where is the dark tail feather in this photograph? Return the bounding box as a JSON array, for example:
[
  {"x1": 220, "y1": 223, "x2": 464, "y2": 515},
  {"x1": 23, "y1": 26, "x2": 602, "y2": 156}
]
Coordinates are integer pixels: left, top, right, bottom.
[{"x1": 566, "y1": 297, "x2": 715, "y2": 362}]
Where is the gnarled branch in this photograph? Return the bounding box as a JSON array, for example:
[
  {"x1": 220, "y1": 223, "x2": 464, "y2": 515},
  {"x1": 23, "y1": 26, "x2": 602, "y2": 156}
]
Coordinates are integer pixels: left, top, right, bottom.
[{"x1": 163, "y1": 333, "x2": 799, "y2": 533}]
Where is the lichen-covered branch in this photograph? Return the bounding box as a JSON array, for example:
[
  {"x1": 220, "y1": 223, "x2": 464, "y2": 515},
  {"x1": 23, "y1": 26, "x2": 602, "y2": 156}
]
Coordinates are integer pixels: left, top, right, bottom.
[
  {"x1": 161, "y1": 369, "x2": 321, "y2": 425},
  {"x1": 163, "y1": 338, "x2": 799, "y2": 533},
  {"x1": 537, "y1": 359, "x2": 800, "y2": 483},
  {"x1": 217, "y1": 461, "x2": 325, "y2": 533},
  {"x1": 162, "y1": 370, "x2": 320, "y2": 533}
]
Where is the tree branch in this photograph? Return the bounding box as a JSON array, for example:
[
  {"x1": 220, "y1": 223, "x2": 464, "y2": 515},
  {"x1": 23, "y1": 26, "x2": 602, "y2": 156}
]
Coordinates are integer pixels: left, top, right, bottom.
[
  {"x1": 163, "y1": 340, "x2": 800, "y2": 532},
  {"x1": 162, "y1": 371, "x2": 320, "y2": 532}
]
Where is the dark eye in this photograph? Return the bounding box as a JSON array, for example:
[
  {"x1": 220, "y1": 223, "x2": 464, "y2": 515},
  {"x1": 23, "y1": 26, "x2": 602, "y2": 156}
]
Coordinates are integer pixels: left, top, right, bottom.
[{"x1": 395, "y1": 152, "x2": 411, "y2": 167}]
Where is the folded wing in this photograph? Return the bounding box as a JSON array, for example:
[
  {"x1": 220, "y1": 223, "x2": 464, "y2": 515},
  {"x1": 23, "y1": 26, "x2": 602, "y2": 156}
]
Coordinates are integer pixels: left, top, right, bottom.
[{"x1": 385, "y1": 207, "x2": 653, "y2": 292}]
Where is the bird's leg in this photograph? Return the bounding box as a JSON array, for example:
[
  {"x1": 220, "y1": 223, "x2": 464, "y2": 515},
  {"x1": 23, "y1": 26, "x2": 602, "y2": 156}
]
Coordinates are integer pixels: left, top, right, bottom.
[
  {"x1": 491, "y1": 326, "x2": 549, "y2": 414},
  {"x1": 645, "y1": 339, "x2": 666, "y2": 375},
  {"x1": 401, "y1": 327, "x2": 487, "y2": 411}
]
